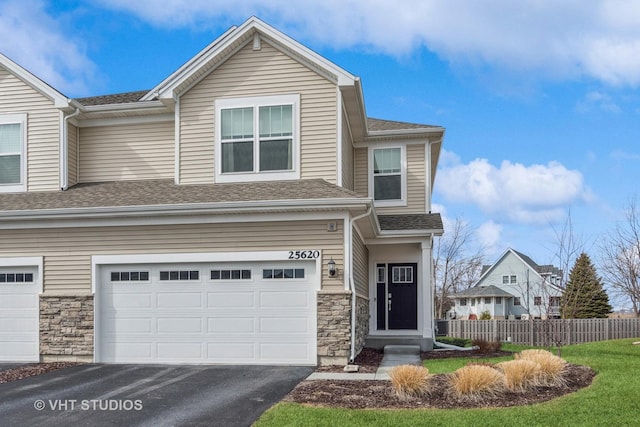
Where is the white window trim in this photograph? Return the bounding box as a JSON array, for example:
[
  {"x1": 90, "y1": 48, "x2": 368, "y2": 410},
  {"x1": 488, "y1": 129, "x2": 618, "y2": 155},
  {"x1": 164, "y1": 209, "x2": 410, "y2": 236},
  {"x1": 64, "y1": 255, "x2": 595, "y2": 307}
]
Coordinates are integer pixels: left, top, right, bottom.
[
  {"x1": 214, "y1": 94, "x2": 300, "y2": 183},
  {"x1": 368, "y1": 144, "x2": 407, "y2": 207},
  {"x1": 0, "y1": 113, "x2": 27, "y2": 192}
]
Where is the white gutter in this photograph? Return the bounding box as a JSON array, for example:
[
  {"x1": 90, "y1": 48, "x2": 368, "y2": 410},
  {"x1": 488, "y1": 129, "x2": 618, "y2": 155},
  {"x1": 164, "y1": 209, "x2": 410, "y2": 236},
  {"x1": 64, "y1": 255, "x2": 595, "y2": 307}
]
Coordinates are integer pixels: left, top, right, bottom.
[
  {"x1": 349, "y1": 206, "x2": 373, "y2": 362},
  {"x1": 59, "y1": 107, "x2": 80, "y2": 190}
]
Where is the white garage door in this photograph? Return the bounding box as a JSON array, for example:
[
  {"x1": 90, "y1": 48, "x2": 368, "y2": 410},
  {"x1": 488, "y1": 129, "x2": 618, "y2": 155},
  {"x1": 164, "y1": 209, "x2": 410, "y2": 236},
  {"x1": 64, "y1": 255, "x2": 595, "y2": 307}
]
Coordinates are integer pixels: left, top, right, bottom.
[
  {"x1": 98, "y1": 261, "x2": 317, "y2": 365},
  {"x1": 0, "y1": 267, "x2": 39, "y2": 362}
]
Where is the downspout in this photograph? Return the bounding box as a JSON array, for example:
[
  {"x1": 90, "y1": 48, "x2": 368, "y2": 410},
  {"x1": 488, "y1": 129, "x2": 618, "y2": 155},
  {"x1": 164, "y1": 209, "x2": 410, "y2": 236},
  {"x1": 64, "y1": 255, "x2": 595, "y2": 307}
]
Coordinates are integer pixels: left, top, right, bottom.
[
  {"x1": 60, "y1": 107, "x2": 81, "y2": 190},
  {"x1": 349, "y1": 205, "x2": 373, "y2": 362}
]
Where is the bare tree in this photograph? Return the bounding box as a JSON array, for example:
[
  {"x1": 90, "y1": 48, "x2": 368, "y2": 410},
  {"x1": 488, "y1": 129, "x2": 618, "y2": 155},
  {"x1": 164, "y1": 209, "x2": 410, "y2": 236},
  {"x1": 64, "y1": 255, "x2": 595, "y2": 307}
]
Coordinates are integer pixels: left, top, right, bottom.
[
  {"x1": 433, "y1": 218, "x2": 486, "y2": 319},
  {"x1": 600, "y1": 199, "x2": 640, "y2": 317}
]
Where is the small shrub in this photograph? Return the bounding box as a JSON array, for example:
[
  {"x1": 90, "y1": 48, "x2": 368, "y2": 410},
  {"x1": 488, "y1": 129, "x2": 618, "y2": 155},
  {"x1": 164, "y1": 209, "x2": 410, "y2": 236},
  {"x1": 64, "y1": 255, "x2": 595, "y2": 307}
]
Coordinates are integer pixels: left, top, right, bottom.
[
  {"x1": 496, "y1": 359, "x2": 541, "y2": 392},
  {"x1": 449, "y1": 364, "x2": 505, "y2": 399},
  {"x1": 472, "y1": 338, "x2": 502, "y2": 354},
  {"x1": 515, "y1": 349, "x2": 567, "y2": 386},
  {"x1": 479, "y1": 310, "x2": 492, "y2": 320},
  {"x1": 388, "y1": 364, "x2": 431, "y2": 401}
]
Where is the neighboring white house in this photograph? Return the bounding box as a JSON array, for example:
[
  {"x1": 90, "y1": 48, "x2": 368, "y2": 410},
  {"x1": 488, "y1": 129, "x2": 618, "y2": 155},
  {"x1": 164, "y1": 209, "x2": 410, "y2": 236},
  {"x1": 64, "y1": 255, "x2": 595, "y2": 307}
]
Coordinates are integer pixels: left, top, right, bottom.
[{"x1": 450, "y1": 249, "x2": 563, "y2": 320}]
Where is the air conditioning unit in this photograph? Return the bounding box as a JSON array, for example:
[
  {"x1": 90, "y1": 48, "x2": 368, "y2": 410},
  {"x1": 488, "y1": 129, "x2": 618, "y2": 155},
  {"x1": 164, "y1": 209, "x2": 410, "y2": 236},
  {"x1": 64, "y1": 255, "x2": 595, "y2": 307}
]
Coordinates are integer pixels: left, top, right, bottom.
[{"x1": 521, "y1": 314, "x2": 530, "y2": 320}]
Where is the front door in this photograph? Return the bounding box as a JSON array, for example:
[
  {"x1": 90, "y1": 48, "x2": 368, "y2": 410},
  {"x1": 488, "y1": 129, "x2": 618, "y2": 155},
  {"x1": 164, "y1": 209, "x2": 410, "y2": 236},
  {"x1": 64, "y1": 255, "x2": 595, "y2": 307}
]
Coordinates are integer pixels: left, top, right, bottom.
[{"x1": 377, "y1": 263, "x2": 417, "y2": 330}]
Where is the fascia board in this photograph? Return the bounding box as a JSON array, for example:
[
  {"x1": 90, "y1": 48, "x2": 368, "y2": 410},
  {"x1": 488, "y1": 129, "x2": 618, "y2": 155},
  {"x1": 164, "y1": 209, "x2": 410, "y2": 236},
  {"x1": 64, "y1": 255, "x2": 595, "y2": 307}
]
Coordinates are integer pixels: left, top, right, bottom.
[
  {"x1": 0, "y1": 53, "x2": 70, "y2": 108},
  {"x1": 0, "y1": 198, "x2": 371, "y2": 222},
  {"x1": 364, "y1": 127, "x2": 445, "y2": 141},
  {"x1": 140, "y1": 25, "x2": 239, "y2": 101}
]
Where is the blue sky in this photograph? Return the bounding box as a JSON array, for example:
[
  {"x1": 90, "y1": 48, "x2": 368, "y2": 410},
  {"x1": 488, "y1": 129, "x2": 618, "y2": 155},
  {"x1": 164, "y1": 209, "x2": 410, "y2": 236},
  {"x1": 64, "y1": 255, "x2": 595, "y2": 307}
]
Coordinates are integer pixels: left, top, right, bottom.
[{"x1": 2, "y1": 1, "x2": 640, "y2": 282}]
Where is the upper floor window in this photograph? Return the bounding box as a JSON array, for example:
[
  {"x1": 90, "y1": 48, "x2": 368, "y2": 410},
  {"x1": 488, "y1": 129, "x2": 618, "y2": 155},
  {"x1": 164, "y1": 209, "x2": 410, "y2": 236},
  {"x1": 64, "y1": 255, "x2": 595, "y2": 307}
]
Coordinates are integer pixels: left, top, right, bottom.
[
  {"x1": 0, "y1": 113, "x2": 27, "y2": 192},
  {"x1": 369, "y1": 146, "x2": 406, "y2": 206},
  {"x1": 215, "y1": 95, "x2": 300, "y2": 183}
]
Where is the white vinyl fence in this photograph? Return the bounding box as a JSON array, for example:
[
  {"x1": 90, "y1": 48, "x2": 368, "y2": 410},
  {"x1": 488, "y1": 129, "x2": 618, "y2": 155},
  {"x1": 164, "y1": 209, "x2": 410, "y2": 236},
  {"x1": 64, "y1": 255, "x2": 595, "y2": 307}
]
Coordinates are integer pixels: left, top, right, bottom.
[{"x1": 445, "y1": 318, "x2": 640, "y2": 346}]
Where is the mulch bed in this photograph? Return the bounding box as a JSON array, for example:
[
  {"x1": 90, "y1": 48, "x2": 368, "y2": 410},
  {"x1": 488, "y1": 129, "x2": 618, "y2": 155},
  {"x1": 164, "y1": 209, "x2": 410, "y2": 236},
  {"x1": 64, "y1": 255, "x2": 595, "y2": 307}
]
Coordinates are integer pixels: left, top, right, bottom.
[
  {"x1": 287, "y1": 348, "x2": 596, "y2": 409},
  {"x1": 0, "y1": 362, "x2": 80, "y2": 384}
]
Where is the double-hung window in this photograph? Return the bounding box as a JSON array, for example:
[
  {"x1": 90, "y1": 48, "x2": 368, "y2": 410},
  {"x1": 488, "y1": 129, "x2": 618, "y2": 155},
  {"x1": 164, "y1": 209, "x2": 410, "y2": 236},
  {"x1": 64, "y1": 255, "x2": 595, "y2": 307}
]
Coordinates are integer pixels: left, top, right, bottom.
[
  {"x1": 216, "y1": 95, "x2": 299, "y2": 183},
  {"x1": 370, "y1": 146, "x2": 405, "y2": 206},
  {"x1": 0, "y1": 113, "x2": 27, "y2": 192}
]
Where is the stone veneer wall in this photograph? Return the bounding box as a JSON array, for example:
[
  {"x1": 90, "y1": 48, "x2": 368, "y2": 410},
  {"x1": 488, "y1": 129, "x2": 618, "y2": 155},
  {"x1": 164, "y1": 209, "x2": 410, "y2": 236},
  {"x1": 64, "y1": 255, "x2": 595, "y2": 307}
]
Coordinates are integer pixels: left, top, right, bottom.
[
  {"x1": 317, "y1": 291, "x2": 351, "y2": 365},
  {"x1": 354, "y1": 295, "x2": 369, "y2": 355},
  {"x1": 40, "y1": 295, "x2": 94, "y2": 362}
]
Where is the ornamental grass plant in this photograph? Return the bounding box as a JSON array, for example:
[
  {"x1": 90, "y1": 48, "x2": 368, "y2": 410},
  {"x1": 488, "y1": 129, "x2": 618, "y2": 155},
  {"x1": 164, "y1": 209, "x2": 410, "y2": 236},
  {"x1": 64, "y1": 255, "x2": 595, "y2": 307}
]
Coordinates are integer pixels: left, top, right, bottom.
[
  {"x1": 515, "y1": 349, "x2": 567, "y2": 387},
  {"x1": 449, "y1": 364, "x2": 505, "y2": 399},
  {"x1": 496, "y1": 359, "x2": 541, "y2": 392},
  {"x1": 388, "y1": 364, "x2": 431, "y2": 401}
]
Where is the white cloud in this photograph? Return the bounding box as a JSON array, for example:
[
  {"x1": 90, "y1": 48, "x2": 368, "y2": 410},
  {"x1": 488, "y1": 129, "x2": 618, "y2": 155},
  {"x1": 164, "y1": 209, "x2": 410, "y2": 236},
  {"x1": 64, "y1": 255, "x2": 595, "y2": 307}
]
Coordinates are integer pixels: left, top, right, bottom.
[
  {"x1": 576, "y1": 91, "x2": 621, "y2": 113},
  {"x1": 436, "y1": 157, "x2": 591, "y2": 224},
  {"x1": 93, "y1": 0, "x2": 640, "y2": 87},
  {"x1": 0, "y1": 0, "x2": 97, "y2": 95},
  {"x1": 477, "y1": 221, "x2": 503, "y2": 252}
]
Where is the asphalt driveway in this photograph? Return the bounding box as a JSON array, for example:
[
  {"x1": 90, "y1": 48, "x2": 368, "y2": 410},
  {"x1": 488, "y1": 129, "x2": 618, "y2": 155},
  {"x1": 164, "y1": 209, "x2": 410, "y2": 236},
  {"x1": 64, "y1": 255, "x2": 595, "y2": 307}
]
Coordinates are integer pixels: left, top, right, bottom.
[{"x1": 0, "y1": 363, "x2": 314, "y2": 427}]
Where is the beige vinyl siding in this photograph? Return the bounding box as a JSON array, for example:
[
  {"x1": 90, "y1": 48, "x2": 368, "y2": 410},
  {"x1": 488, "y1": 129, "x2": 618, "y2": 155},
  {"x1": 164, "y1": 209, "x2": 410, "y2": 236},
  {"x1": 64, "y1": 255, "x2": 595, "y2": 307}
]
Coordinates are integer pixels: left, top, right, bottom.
[
  {"x1": 67, "y1": 123, "x2": 78, "y2": 186},
  {"x1": 353, "y1": 147, "x2": 368, "y2": 196},
  {"x1": 352, "y1": 227, "x2": 369, "y2": 298},
  {"x1": 378, "y1": 144, "x2": 426, "y2": 214},
  {"x1": 179, "y1": 41, "x2": 337, "y2": 184},
  {"x1": 341, "y1": 112, "x2": 354, "y2": 190},
  {"x1": 78, "y1": 121, "x2": 174, "y2": 182},
  {"x1": 0, "y1": 220, "x2": 344, "y2": 294},
  {"x1": 353, "y1": 144, "x2": 426, "y2": 214},
  {"x1": 0, "y1": 67, "x2": 60, "y2": 191}
]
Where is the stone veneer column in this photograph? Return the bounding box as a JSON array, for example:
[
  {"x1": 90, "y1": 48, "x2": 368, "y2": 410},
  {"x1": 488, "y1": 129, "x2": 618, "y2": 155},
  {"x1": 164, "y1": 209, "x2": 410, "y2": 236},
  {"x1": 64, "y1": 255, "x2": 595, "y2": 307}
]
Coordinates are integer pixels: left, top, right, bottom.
[
  {"x1": 39, "y1": 295, "x2": 94, "y2": 362},
  {"x1": 354, "y1": 295, "x2": 370, "y2": 355},
  {"x1": 316, "y1": 291, "x2": 351, "y2": 365}
]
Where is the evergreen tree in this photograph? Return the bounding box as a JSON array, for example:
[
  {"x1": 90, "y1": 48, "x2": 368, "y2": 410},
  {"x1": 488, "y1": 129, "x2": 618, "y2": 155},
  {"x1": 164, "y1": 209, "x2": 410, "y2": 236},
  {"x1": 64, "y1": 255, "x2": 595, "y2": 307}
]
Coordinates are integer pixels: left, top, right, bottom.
[{"x1": 563, "y1": 253, "x2": 612, "y2": 318}]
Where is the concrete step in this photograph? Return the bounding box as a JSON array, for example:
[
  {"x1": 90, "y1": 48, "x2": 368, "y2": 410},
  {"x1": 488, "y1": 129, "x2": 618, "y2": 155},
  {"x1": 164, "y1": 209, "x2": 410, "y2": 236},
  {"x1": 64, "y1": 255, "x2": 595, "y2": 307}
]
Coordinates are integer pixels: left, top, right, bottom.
[{"x1": 383, "y1": 345, "x2": 421, "y2": 356}]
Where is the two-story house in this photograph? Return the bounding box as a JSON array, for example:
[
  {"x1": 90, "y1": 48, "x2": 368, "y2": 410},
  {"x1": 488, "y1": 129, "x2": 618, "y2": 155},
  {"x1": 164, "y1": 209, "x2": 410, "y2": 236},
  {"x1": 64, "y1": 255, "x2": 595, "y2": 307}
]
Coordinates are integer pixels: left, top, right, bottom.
[
  {"x1": 0, "y1": 17, "x2": 444, "y2": 365},
  {"x1": 450, "y1": 248, "x2": 563, "y2": 320}
]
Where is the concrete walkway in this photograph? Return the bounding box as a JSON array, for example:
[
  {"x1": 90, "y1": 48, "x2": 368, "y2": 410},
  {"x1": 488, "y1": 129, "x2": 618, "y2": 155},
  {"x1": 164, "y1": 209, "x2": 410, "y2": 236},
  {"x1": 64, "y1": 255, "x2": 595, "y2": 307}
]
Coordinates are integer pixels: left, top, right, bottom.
[{"x1": 307, "y1": 345, "x2": 421, "y2": 381}]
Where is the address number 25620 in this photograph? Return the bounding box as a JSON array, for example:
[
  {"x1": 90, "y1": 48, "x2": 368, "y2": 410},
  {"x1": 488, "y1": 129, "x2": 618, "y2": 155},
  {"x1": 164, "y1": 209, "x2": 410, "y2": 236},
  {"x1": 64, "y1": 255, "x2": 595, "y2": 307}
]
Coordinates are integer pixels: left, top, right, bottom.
[{"x1": 288, "y1": 250, "x2": 320, "y2": 260}]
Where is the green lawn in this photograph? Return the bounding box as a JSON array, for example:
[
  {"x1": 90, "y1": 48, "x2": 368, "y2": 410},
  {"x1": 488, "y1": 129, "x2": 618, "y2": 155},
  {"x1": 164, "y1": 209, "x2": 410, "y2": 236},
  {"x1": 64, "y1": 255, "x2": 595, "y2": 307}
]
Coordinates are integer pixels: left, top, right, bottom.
[{"x1": 255, "y1": 338, "x2": 640, "y2": 427}]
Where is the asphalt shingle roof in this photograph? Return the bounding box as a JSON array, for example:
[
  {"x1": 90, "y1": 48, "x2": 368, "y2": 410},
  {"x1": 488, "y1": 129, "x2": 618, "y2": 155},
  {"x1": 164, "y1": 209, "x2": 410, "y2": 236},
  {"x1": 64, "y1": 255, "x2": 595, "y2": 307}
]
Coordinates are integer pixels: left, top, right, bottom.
[
  {"x1": 0, "y1": 179, "x2": 363, "y2": 212},
  {"x1": 367, "y1": 118, "x2": 441, "y2": 131},
  {"x1": 378, "y1": 214, "x2": 443, "y2": 231},
  {"x1": 74, "y1": 90, "x2": 151, "y2": 106},
  {"x1": 452, "y1": 285, "x2": 514, "y2": 298}
]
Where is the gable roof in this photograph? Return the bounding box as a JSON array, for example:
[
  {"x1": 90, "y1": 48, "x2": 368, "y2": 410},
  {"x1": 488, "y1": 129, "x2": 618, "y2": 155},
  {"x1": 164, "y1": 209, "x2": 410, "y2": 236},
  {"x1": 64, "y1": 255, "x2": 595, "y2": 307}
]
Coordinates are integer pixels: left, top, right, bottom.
[
  {"x1": 475, "y1": 248, "x2": 563, "y2": 290},
  {"x1": 378, "y1": 214, "x2": 443, "y2": 233},
  {"x1": 142, "y1": 17, "x2": 358, "y2": 103},
  {"x1": 0, "y1": 53, "x2": 71, "y2": 109}
]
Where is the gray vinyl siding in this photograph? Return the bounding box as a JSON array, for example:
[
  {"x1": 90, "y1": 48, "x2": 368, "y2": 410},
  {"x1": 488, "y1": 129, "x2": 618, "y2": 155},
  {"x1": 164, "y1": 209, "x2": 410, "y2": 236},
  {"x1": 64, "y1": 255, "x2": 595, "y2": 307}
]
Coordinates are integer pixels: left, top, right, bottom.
[
  {"x1": 0, "y1": 67, "x2": 60, "y2": 192},
  {"x1": 0, "y1": 220, "x2": 344, "y2": 294},
  {"x1": 352, "y1": 227, "x2": 369, "y2": 298},
  {"x1": 179, "y1": 40, "x2": 338, "y2": 184},
  {"x1": 67, "y1": 123, "x2": 78, "y2": 186},
  {"x1": 78, "y1": 121, "x2": 174, "y2": 182}
]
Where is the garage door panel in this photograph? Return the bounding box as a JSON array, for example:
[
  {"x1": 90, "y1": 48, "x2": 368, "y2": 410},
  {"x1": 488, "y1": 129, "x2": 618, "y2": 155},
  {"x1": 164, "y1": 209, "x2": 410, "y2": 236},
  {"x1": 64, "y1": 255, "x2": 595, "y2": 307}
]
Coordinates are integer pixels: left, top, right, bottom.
[
  {"x1": 108, "y1": 293, "x2": 152, "y2": 308},
  {"x1": 207, "y1": 292, "x2": 255, "y2": 308},
  {"x1": 259, "y1": 317, "x2": 310, "y2": 333},
  {"x1": 0, "y1": 294, "x2": 37, "y2": 309},
  {"x1": 157, "y1": 342, "x2": 203, "y2": 359},
  {"x1": 99, "y1": 261, "x2": 316, "y2": 364},
  {"x1": 157, "y1": 292, "x2": 202, "y2": 308},
  {"x1": 208, "y1": 317, "x2": 255, "y2": 333},
  {"x1": 111, "y1": 318, "x2": 153, "y2": 333},
  {"x1": 157, "y1": 317, "x2": 203, "y2": 333},
  {"x1": 260, "y1": 291, "x2": 310, "y2": 308}
]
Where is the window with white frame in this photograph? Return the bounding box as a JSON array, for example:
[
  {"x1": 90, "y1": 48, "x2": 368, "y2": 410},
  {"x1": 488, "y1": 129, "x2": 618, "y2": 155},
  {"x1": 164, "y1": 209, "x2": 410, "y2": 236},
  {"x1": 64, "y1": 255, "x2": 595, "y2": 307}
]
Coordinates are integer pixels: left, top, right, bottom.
[
  {"x1": 459, "y1": 298, "x2": 467, "y2": 306},
  {"x1": 495, "y1": 296, "x2": 502, "y2": 304},
  {"x1": 370, "y1": 146, "x2": 405, "y2": 205},
  {"x1": 484, "y1": 297, "x2": 492, "y2": 304},
  {"x1": 510, "y1": 275, "x2": 517, "y2": 284},
  {"x1": 514, "y1": 297, "x2": 521, "y2": 306},
  {"x1": 0, "y1": 113, "x2": 27, "y2": 192},
  {"x1": 215, "y1": 95, "x2": 299, "y2": 183},
  {"x1": 534, "y1": 296, "x2": 542, "y2": 306},
  {"x1": 502, "y1": 275, "x2": 509, "y2": 284}
]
